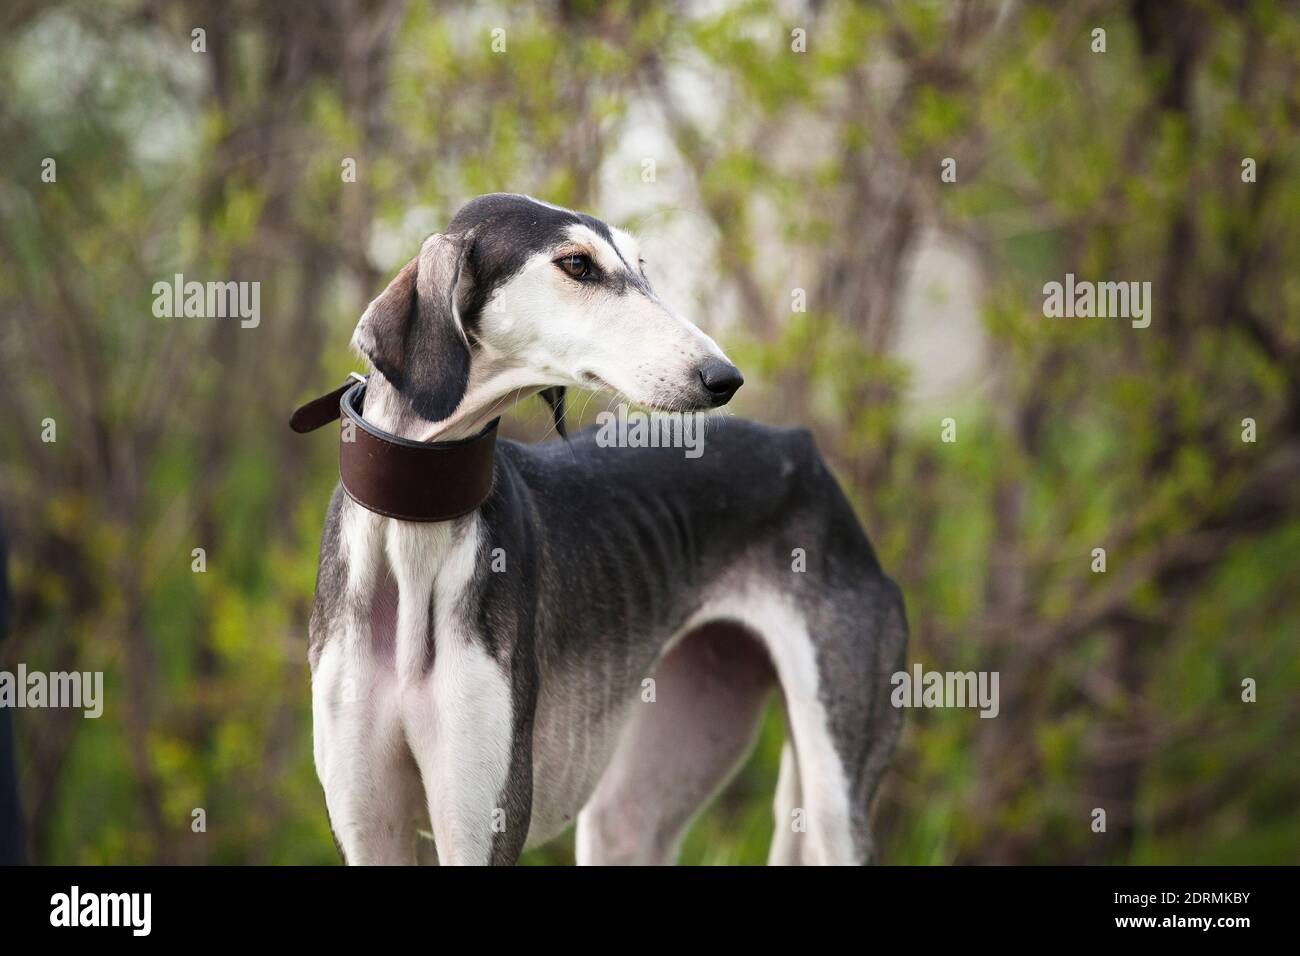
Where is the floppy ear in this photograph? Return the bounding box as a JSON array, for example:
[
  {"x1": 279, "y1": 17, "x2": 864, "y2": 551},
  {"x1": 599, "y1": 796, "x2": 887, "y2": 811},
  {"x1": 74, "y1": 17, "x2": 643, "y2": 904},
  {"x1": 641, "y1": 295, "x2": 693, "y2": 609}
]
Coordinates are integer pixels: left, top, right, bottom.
[{"x1": 351, "y1": 233, "x2": 474, "y2": 423}]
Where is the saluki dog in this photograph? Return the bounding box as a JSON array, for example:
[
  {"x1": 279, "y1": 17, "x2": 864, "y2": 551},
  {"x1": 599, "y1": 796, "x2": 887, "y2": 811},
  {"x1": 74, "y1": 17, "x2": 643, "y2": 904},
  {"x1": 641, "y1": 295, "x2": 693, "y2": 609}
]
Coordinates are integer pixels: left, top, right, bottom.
[{"x1": 307, "y1": 193, "x2": 907, "y2": 865}]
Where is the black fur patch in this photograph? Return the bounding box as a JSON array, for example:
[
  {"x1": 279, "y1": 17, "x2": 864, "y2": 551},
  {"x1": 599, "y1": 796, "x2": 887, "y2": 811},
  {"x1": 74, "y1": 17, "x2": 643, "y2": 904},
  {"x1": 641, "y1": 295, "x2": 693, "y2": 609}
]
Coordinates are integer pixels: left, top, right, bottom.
[
  {"x1": 447, "y1": 193, "x2": 644, "y2": 326},
  {"x1": 539, "y1": 386, "x2": 567, "y2": 438}
]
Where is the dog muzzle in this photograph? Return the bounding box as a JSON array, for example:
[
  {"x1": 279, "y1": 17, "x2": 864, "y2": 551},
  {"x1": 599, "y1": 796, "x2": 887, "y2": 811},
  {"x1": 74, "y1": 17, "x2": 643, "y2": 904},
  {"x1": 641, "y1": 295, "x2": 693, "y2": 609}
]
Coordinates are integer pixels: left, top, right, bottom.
[{"x1": 290, "y1": 374, "x2": 498, "y2": 522}]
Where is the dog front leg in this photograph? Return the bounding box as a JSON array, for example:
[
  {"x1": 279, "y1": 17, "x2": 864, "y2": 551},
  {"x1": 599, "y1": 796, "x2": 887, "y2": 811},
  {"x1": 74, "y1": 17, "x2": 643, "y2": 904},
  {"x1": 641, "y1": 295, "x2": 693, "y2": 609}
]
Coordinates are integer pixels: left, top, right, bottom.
[
  {"x1": 312, "y1": 638, "x2": 421, "y2": 865},
  {"x1": 401, "y1": 633, "x2": 530, "y2": 865}
]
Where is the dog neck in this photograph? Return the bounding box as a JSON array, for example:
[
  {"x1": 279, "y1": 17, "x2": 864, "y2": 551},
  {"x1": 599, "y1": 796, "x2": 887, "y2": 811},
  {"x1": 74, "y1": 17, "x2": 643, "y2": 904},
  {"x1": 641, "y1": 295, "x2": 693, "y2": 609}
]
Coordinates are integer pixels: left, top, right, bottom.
[{"x1": 361, "y1": 352, "x2": 549, "y2": 443}]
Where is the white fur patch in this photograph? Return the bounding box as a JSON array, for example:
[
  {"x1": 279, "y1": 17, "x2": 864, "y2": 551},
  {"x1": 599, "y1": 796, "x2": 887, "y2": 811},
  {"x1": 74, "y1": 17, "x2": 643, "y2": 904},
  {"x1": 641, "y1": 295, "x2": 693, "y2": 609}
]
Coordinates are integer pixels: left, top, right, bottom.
[{"x1": 670, "y1": 584, "x2": 857, "y2": 864}]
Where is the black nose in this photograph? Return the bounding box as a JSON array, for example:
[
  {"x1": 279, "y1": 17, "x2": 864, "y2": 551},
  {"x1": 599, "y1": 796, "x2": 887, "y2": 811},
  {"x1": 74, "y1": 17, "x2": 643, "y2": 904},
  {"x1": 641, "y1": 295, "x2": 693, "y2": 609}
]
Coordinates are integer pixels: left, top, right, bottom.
[{"x1": 698, "y1": 359, "x2": 744, "y2": 405}]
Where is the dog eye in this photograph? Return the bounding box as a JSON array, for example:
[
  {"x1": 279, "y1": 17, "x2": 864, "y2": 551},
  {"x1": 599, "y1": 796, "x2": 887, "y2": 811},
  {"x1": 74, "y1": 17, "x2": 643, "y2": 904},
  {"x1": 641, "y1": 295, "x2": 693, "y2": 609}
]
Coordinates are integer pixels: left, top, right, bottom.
[{"x1": 556, "y1": 254, "x2": 591, "y2": 280}]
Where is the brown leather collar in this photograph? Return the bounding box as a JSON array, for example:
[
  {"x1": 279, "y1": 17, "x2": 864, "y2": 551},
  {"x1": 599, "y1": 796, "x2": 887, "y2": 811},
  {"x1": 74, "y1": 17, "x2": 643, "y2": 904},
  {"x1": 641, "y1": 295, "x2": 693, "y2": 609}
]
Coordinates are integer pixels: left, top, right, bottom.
[{"x1": 290, "y1": 374, "x2": 498, "y2": 522}]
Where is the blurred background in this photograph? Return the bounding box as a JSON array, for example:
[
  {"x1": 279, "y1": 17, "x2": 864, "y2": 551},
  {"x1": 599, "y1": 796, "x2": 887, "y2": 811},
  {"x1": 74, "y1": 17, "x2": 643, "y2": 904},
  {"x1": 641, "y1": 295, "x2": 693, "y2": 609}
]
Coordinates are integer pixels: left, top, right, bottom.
[{"x1": 1, "y1": 0, "x2": 1298, "y2": 865}]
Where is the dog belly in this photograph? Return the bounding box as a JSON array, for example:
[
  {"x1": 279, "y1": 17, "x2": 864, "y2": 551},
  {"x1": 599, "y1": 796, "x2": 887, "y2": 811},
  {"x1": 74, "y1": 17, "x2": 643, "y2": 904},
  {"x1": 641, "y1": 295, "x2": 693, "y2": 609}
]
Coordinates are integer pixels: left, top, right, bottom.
[{"x1": 524, "y1": 670, "x2": 643, "y2": 849}]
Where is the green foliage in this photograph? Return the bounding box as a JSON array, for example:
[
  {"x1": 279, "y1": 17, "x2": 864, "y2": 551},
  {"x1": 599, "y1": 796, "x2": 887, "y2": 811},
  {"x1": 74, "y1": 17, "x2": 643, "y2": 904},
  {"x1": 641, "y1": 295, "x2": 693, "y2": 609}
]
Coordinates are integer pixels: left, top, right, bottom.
[{"x1": 1, "y1": 0, "x2": 1296, "y2": 865}]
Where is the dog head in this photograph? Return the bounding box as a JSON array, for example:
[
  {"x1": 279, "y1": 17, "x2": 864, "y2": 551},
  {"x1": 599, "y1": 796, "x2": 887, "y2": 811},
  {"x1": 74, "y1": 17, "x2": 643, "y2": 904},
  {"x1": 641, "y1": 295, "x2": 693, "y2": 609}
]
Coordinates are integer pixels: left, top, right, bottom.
[{"x1": 352, "y1": 193, "x2": 743, "y2": 426}]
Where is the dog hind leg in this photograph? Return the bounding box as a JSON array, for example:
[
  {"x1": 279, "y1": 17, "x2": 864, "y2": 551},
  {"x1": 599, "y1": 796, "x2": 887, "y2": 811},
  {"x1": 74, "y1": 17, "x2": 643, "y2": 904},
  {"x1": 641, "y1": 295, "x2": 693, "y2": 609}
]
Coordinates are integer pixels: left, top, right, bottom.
[
  {"x1": 701, "y1": 584, "x2": 887, "y2": 865},
  {"x1": 767, "y1": 740, "x2": 803, "y2": 864},
  {"x1": 576, "y1": 622, "x2": 774, "y2": 865},
  {"x1": 784, "y1": 580, "x2": 908, "y2": 865}
]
